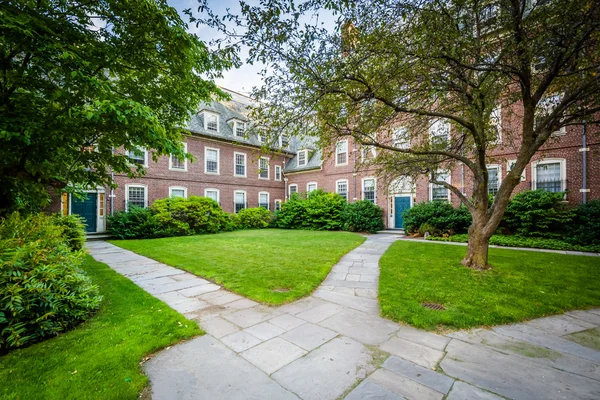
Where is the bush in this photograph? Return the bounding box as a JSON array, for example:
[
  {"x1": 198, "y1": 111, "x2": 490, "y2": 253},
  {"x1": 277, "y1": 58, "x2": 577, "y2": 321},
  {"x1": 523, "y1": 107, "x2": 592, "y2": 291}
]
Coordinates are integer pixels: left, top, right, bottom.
[
  {"x1": 302, "y1": 190, "x2": 346, "y2": 230},
  {"x1": 502, "y1": 190, "x2": 574, "y2": 238},
  {"x1": 418, "y1": 222, "x2": 440, "y2": 236},
  {"x1": 234, "y1": 207, "x2": 271, "y2": 229},
  {"x1": 272, "y1": 192, "x2": 306, "y2": 229},
  {"x1": 107, "y1": 206, "x2": 168, "y2": 239},
  {"x1": 0, "y1": 213, "x2": 102, "y2": 353},
  {"x1": 151, "y1": 196, "x2": 230, "y2": 236},
  {"x1": 50, "y1": 214, "x2": 86, "y2": 251},
  {"x1": 402, "y1": 201, "x2": 471, "y2": 235},
  {"x1": 342, "y1": 200, "x2": 384, "y2": 233},
  {"x1": 566, "y1": 200, "x2": 600, "y2": 246}
]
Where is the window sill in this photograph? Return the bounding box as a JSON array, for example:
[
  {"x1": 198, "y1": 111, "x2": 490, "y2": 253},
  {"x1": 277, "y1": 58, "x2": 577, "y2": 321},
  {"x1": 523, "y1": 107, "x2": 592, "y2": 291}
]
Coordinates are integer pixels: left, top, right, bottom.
[
  {"x1": 335, "y1": 163, "x2": 349, "y2": 167},
  {"x1": 205, "y1": 171, "x2": 220, "y2": 175},
  {"x1": 169, "y1": 167, "x2": 188, "y2": 172},
  {"x1": 258, "y1": 177, "x2": 270, "y2": 180},
  {"x1": 234, "y1": 174, "x2": 247, "y2": 178}
]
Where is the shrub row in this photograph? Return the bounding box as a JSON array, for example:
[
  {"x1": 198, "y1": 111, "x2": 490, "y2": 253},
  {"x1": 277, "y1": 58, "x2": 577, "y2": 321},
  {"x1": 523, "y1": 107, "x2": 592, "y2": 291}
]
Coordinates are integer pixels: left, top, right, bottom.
[
  {"x1": 427, "y1": 234, "x2": 600, "y2": 253},
  {"x1": 0, "y1": 213, "x2": 102, "y2": 353}
]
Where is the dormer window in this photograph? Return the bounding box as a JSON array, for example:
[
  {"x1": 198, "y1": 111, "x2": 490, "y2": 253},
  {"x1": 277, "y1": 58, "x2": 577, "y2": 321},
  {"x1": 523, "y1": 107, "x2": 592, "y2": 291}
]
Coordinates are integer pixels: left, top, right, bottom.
[
  {"x1": 204, "y1": 112, "x2": 219, "y2": 132},
  {"x1": 297, "y1": 150, "x2": 308, "y2": 167},
  {"x1": 280, "y1": 134, "x2": 289, "y2": 147},
  {"x1": 259, "y1": 132, "x2": 268, "y2": 143},
  {"x1": 235, "y1": 121, "x2": 245, "y2": 137}
]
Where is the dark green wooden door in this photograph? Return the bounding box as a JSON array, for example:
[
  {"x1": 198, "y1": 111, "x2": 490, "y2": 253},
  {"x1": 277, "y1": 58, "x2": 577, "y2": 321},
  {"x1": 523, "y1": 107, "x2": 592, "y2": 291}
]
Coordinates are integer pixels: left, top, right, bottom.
[
  {"x1": 394, "y1": 196, "x2": 411, "y2": 229},
  {"x1": 71, "y1": 193, "x2": 97, "y2": 233}
]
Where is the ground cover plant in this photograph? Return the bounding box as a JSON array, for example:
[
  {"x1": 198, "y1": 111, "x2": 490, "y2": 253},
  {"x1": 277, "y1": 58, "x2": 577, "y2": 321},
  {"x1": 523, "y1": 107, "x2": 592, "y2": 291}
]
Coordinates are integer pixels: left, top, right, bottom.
[
  {"x1": 379, "y1": 241, "x2": 600, "y2": 331},
  {"x1": 0, "y1": 256, "x2": 200, "y2": 400},
  {"x1": 111, "y1": 229, "x2": 365, "y2": 304},
  {"x1": 426, "y1": 234, "x2": 600, "y2": 253}
]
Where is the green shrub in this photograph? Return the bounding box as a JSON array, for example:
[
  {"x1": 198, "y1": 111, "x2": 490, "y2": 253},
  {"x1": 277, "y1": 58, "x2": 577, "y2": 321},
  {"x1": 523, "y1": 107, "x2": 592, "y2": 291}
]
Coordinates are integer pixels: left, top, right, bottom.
[
  {"x1": 0, "y1": 213, "x2": 102, "y2": 353},
  {"x1": 566, "y1": 200, "x2": 600, "y2": 246},
  {"x1": 272, "y1": 192, "x2": 307, "y2": 229},
  {"x1": 50, "y1": 214, "x2": 86, "y2": 251},
  {"x1": 502, "y1": 190, "x2": 574, "y2": 238},
  {"x1": 342, "y1": 200, "x2": 384, "y2": 233},
  {"x1": 107, "y1": 206, "x2": 167, "y2": 239},
  {"x1": 418, "y1": 222, "x2": 440, "y2": 236},
  {"x1": 235, "y1": 207, "x2": 271, "y2": 229},
  {"x1": 402, "y1": 201, "x2": 471, "y2": 235},
  {"x1": 302, "y1": 190, "x2": 346, "y2": 230},
  {"x1": 151, "y1": 196, "x2": 230, "y2": 236}
]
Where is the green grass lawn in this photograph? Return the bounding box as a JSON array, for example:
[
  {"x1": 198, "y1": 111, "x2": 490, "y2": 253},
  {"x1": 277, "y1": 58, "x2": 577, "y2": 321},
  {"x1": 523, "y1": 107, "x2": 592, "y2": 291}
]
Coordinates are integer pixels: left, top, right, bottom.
[
  {"x1": 110, "y1": 229, "x2": 365, "y2": 304},
  {"x1": 0, "y1": 256, "x2": 200, "y2": 400},
  {"x1": 379, "y1": 241, "x2": 600, "y2": 331}
]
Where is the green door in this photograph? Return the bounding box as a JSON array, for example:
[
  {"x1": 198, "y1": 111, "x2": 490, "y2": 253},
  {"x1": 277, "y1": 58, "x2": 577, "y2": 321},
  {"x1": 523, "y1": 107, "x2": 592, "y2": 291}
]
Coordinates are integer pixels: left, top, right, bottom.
[
  {"x1": 71, "y1": 193, "x2": 97, "y2": 233},
  {"x1": 394, "y1": 196, "x2": 411, "y2": 229}
]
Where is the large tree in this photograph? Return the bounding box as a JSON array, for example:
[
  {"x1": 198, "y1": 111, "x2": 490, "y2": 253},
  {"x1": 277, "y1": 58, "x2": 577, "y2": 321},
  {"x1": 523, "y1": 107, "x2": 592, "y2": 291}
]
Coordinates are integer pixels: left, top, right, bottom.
[
  {"x1": 200, "y1": 0, "x2": 600, "y2": 269},
  {"x1": 0, "y1": 0, "x2": 235, "y2": 213}
]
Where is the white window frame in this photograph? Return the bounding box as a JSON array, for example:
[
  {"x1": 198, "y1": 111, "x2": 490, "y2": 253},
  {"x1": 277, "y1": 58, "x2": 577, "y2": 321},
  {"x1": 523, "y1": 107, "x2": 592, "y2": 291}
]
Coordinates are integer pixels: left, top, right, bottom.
[
  {"x1": 204, "y1": 111, "x2": 220, "y2": 132},
  {"x1": 127, "y1": 147, "x2": 148, "y2": 167},
  {"x1": 280, "y1": 134, "x2": 289, "y2": 148},
  {"x1": 234, "y1": 190, "x2": 247, "y2": 213},
  {"x1": 490, "y1": 106, "x2": 502, "y2": 144},
  {"x1": 429, "y1": 119, "x2": 450, "y2": 145},
  {"x1": 486, "y1": 164, "x2": 502, "y2": 195},
  {"x1": 204, "y1": 147, "x2": 220, "y2": 175},
  {"x1": 169, "y1": 143, "x2": 188, "y2": 171},
  {"x1": 234, "y1": 120, "x2": 245, "y2": 138},
  {"x1": 507, "y1": 159, "x2": 526, "y2": 181},
  {"x1": 259, "y1": 157, "x2": 270, "y2": 180},
  {"x1": 258, "y1": 131, "x2": 268, "y2": 143},
  {"x1": 234, "y1": 152, "x2": 247, "y2": 178},
  {"x1": 429, "y1": 171, "x2": 451, "y2": 201},
  {"x1": 393, "y1": 127, "x2": 410, "y2": 149},
  {"x1": 288, "y1": 184, "x2": 298, "y2": 196},
  {"x1": 274, "y1": 199, "x2": 282, "y2": 211},
  {"x1": 204, "y1": 188, "x2": 220, "y2": 203},
  {"x1": 532, "y1": 158, "x2": 566, "y2": 192},
  {"x1": 336, "y1": 140, "x2": 348, "y2": 166},
  {"x1": 307, "y1": 182, "x2": 317, "y2": 193},
  {"x1": 336, "y1": 179, "x2": 349, "y2": 200},
  {"x1": 537, "y1": 94, "x2": 567, "y2": 137},
  {"x1": 274, "y1": 165, "x2": 282, "y2": 181},
  {"x1": 297, "y1": 150, "x2": 308, "y2": 167},
  {"x1": 362, "y1": 177, "x2": 377, "y2": 203},
  {"x1": 169, "y1": 186, "x2": 188, "y2": 199},
  {"x1": 125, "y1": 184, "x2": 148, "y2": 211},
  {"x1": 258, "y1": 192, "x2": 270, "y2": 210}
]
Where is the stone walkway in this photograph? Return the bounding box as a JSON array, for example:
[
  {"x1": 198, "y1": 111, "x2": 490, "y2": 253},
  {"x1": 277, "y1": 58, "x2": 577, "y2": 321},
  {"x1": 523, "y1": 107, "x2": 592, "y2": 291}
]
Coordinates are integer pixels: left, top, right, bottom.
[{"x1": 87, "y1": 235, "x2": 600, "y2": 400}]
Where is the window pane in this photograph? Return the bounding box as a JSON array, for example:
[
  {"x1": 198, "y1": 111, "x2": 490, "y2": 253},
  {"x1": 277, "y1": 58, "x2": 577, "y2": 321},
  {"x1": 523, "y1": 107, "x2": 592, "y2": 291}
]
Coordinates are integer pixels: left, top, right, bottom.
[
  {"x1": 235, "y1": 122, "x2": 245, "y2": 137},
  {"x1": 289, "y1": 185, "x2": 297, "y2": 193},
  {"x1": 234, "y1": 192, "x2": 246, "y2": 213},
  {"x1": 308, "y1": 183, "x2": 316, "y2": 192},
  {"x1": 235, "y1": 154, "x2": 246, "y2": 176},
  {"x1": 207, "y1": 114, "x2": 218, "y2": 131},
  {"x1": 363, "y1": 179, "x2": 375, "y2": 203},
  {"x1": 259, "y1": 158, "x2": 269, "y2": 179},
  {"x1": 430, "y1": 120, "x2": 449, "y2": 145},
  {"x1": 259, "y1": 193, "x2": 269, "y2": 209},
  {"x1": 275, "y1": 201, "x2": 281, "y2": 211},
  {"x1": 488, "y1": 167, "x2": 499, "y2": 195},
  {"x1": 128, "y1": 148, "x2": 145, "y2": 165},
  {"x1": 206, "y1": 149, "x2": 218, "y2": 173},
  {"x1": 171, "y1": 154, "x2": 185, "y2": 169},
  {"x1": 337, "y1": 181, "x2": 348, "y2": 200},
  {"x1": 275, "y1": 166, "x2": 281, "y2": 180},
  {"x1": 280, "y1": 134, "x2": 289, "y2": 147},
  {"x1": 128, "y1": 187, "x2": 146, "y2": 208},
  {"x1": 171, "y1": 189, "x2": 185, "y2": 198},
  {"x1": 536, "y1": 163, "x2": 562, "y2": 192},
  {"x1": 298, "y1": 151, "x2": 306, "y2": 166},
  {"x1": 205, "y1": 190, "x2": 218, "y2": 202}
]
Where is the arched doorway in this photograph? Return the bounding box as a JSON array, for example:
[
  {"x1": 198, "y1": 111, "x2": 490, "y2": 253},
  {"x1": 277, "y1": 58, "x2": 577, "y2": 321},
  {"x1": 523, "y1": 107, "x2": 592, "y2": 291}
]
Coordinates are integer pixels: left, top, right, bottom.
[{"x1": 388, "y1": 177, "x2": 415, "y2": 229}]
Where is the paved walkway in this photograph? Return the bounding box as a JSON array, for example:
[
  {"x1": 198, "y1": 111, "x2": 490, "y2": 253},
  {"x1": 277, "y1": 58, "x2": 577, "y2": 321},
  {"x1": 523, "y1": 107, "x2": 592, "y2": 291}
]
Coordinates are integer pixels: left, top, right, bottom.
[{"x1": 87, "y1": 235, "x2": 600, "y2": 400}]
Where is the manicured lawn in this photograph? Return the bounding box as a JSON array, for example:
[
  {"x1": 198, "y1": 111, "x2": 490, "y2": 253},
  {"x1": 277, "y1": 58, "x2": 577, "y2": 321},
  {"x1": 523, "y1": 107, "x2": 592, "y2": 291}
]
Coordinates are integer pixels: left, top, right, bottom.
[
  {"x1": 379, "y1": 241, "x2": 600, "y2": 331},
  {"x1": 111, "y1": 229, "x2": 365, "y2": 304},
  {"x1": 0, "y1": 256, "x2": 200, "y2": 400}
]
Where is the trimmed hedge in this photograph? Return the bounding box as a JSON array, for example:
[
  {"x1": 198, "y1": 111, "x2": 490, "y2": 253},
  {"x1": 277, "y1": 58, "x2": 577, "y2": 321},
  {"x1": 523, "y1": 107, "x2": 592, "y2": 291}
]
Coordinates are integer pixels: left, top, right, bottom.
[
  {"x1": 151, "y1": 196, "x2": 231, "y2": 235},
  {"x1": 234, "y1": 207, "x2": 271, "y2": 229},
  {"x1": 342, "y1": 200, "x2": 385, "y2": 233},
  {"x1": 107, "y1": 206, "x2": 168, "y2": 239},
  {"x1": 402, "y1": 201, "x2": 471, "y2": 235}
]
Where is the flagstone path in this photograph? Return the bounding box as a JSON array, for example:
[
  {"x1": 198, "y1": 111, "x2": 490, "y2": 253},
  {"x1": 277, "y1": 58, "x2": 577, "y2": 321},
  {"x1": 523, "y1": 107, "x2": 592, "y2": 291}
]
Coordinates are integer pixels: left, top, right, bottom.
[{"x1": 87, "y1": 235, "x2": 600, "y2": 400}]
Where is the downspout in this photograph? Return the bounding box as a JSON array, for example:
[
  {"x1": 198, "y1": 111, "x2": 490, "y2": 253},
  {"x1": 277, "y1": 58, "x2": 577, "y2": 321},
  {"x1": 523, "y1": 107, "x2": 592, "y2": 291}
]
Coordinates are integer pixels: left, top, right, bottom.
[
  {"x1": 582, "y1": 121, "x2": 587, "y2": 204},
  {"x1": 352, "y1": 147, "x2": 358, "y2": 201}
]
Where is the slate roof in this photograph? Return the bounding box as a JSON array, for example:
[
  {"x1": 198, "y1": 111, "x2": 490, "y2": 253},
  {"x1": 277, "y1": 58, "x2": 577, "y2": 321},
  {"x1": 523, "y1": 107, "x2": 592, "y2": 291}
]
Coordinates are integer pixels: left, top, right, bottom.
[{"x1": 283, "y1": 148, "x2": 323, "y2": 173}]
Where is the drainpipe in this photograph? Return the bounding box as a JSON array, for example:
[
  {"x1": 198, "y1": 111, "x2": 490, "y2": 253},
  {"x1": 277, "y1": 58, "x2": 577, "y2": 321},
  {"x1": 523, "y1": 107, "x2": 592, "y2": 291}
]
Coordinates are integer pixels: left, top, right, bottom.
[
  {"x1": 284, "y1": 177, "x2": 289, "y2": 200},
  {"x1": 352, "y1": 148, "x2": 358, "y2": 201},
  {"x1": 582, "y1": 120, "x2": 588, "y2": 204}
]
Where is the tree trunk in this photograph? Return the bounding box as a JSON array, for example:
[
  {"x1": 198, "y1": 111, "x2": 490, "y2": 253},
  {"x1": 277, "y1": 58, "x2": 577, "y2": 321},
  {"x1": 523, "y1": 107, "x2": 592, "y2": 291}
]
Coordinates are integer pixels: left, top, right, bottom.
[{"x1": 461, "y1": 223, "x2": 492, "y2": 270}]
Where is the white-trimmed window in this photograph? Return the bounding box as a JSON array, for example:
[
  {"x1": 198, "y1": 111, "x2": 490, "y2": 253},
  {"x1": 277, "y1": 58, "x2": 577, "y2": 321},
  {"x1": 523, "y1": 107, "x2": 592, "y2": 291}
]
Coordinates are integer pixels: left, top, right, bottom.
[
  {"x1": 507, "y1": 159, "x2": 526, "y2": 181},
  {"x1": 258, "y1": 192, "x2": 270, "y2": 210},
  {"x1": 393, "y1": 127, "x2": 409, "y2": 149},
  {"x1": 205, "y1": 188, "x2": 220, "y2": 203},
  {"x1": 361, "y1": 137, "x2": 377, "y2": 161},
  {"x1": 169, "y1": 186, "x2": 187, "y2": 198},
  {"x1": 336, "y1": 179, "x2": 348, "y2": 201},
  {"x1": 274, "y1": 165, "x2": 282, "y2": 181},
  {"x1": 536, "y1": 94, "x2": 566, "y2": 136},
  {"x1": 487, "y1": 164, "x2": 501, "y2": 195},
  {"x1": 259, "y1": 132, "x2": 268, "y2": 143},
  {"x1": 234, "y1": 191, "x2": 246, "y2": 213},
  {"x1": 205, "y1": 147, "x2": 220, "y2": 174},
  {"x1": 362, "y1": 178, "x2": 376, "y2": 203},
  {"x1": 307, "y1": 182, "x2": 317, "y2": 193},
  {"x1": 280, "y1": 134, "x2": 289, "y2": 148},
  {"x1": 297, "y1": 150, "x2": 308, "y2": 167},
  {"x1": 125, "y1": 184, "x2": 147, "y2": 211},
  {"x1": 234, "y1": 121, "x2": 245, "y2": 138},
  {"x1": 336, "y1": 140, "x2": 348, "y2": 165},
  {"x1": 429, "y1": 119, "x2": 450, "y2": 145},
  {"x1": 169, "y1": 143, "x2": 187, "y2": 171},
  {"x1": 289, "y1": 184, "x2": 298, "y2": 195},
  {"x1": 127, "y1": 147, "x2": 147, "y2": 166},
  {"x1": 205, "y1": 112, "x2": 219, "y2": 132},
  {"x1": 489, "y1": 106, "x2": 502, "y2": 144},
  {"x1": 430, "y1": 171, "x2": 451, "y2": 201},
  {"x1": 532, "y1": 158, "x2": 566, "y2": 193},
  {"x1": 234, "y1": 152, "x2": 246, "y2": 177},
  {"x1": 274, "y1": 199, "x2": 282, "y2": 211},
  {"x1": 259, "y1": 157, "x2": 269, "y2": 179}
]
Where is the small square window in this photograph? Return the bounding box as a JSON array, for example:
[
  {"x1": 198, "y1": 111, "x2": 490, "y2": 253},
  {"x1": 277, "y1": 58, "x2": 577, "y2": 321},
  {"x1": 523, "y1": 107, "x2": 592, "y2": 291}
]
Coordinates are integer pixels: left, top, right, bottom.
[
  {"x1": 126, "y1": 186, "x2": 146, "y2": 210},
  {"x1": 128, "y1": 147, "x2": 146, "y2": 165}
]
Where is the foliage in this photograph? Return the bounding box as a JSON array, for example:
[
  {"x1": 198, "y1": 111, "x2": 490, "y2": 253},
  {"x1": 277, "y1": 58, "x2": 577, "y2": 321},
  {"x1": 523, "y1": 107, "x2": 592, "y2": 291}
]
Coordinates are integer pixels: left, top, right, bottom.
[
  {"x1": 502, "y1": 190, "x2": 574, "y2": 238},
  {"x1": 50, "y1": 214, "x2": 86, "y2": 251},
  {"x1": 0, "y1": 256, "x2": 200, "y2": 399},
  {"x1": 234, "y1": 207, "x2": 271, "y2": 229},
  {"x1": 427, "y1": 234, "x2": 600, "y2": 253},
  {"x1": 342, "y1": 200, "x2": 384, "y2": 233},
  {"x1": 107, "y1": 206, "x2": 168, "y2": 240},
  {"x1": 402, "y1": 201, "x2": 471, "y2": 235},
  {"x1": 271, "y1": 192, "x2": 307, "y2": 229},
  {"x1": 418, "y1": 223, "x2": 439, "y2": 237},
  {"x1": 0, "y1": 0, "x2": 235, "y2": 214},
  {"x1": 151, "y1": 196, "x2": 231, "y2": 236},
  {"x1": 379, "y1": 241, "x2": 600, "y2": 330},
  {"x1": 272, "y1": 190, "x2": 346, "y2": 230},
  {"x1": 567, "y1": 200, "x2": 600, "y2": 246},
  {"x1": 0, "y1": 213, "x2": 102, "y2": 353},
  {"x1": 111, "y1": 229, "x2": 365, "y2": 304}
]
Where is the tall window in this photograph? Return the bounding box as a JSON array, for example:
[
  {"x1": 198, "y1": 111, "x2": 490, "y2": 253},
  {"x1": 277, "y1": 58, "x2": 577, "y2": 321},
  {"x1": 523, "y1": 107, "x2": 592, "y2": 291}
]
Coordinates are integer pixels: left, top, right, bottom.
[
  {"x1": 169, "y1": 187, "x2": 187, "y2": 198},
  {"x1": 128, "y1": 147, "x2": 146, "y2": 166},
  {"x1": 274, "y1": 165, "x2": 282, "y2": 181},
  {"x1": 297, "y1": 150, "x2": 307, "y2": 167},
  {"x1": 126, "y1": 185, "x2": 147, "y2": 211},
  {"x1": 169, "y1": 143, "x2": 187, "y2": 171},
  {"x1": 393, "y1": 127, "x2": 409, "y2": 149},
  {"x1": 307, "y1": 182, "x2": 317, "y2": 193},
  {"x1": 490, "y1": 107, "x2": 502, "y2": 144},
  {"x1": 363, "y1": 178, "x2": 376, "y2": 203},
  {"x1": 537, "y1": 94, "x2": 566, "y2": 136},
  {"x1": 274, "y1": 200, "x2": 282, "y2": 211},
  {"x1": 336, "y1": 180, "x2": 348, "y2": 201},
  {"x1": 259, "y1": 157, "x2": 269, "y2": 179},
  {"x1": 205, "y1": 112, "x2": 219, "y2": 132},
  {"x1": 234, "y1": 152, "x2": 246, "y2": 177},
  {"x1": 205, "y1": 148, "x2": 219, "y2": 174},
  {"x1": 280, "y1": 134, "x2": 289, "y2": 147},
  {"x1": 429, "y1": 119, "x2": 450, "y2": 145},
  {"x1": 431, "y1": 172, "x2": 450, "y2": 201},
  {"x1": 234, "y1": 191, "x2": 246, "y2": 213},
  {"x1": 487, "y1": 165, "x2": 500, "y2": 195},
  {"x1": 258, "y1": 192, "x2": 269, "y2": 209},
  {"x1": 235, "y1": 121, "x2": 245, "y2": 137},
  {"x1": 205, "y1": 189, "x2": 219, "y2": 203},
  {"x1": 289, "y1": 184, "x2": 298, "y2": 195},
  {"x1": 336, "y1": 140, "x2": 348, "y2": 165},
  {"x1": 535, "y1": 161, "x2": 563, "y2": 192}
]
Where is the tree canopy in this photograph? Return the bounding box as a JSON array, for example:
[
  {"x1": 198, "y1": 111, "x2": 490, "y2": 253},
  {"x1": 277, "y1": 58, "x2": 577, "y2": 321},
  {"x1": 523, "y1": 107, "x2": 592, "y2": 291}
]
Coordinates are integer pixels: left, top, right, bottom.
[
  {"x1": 0, "y1": 0, "x2": 235, "y2": 213},
  {"x1": 201, "y1": 0, "x2": 600, "y2": 269}
]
